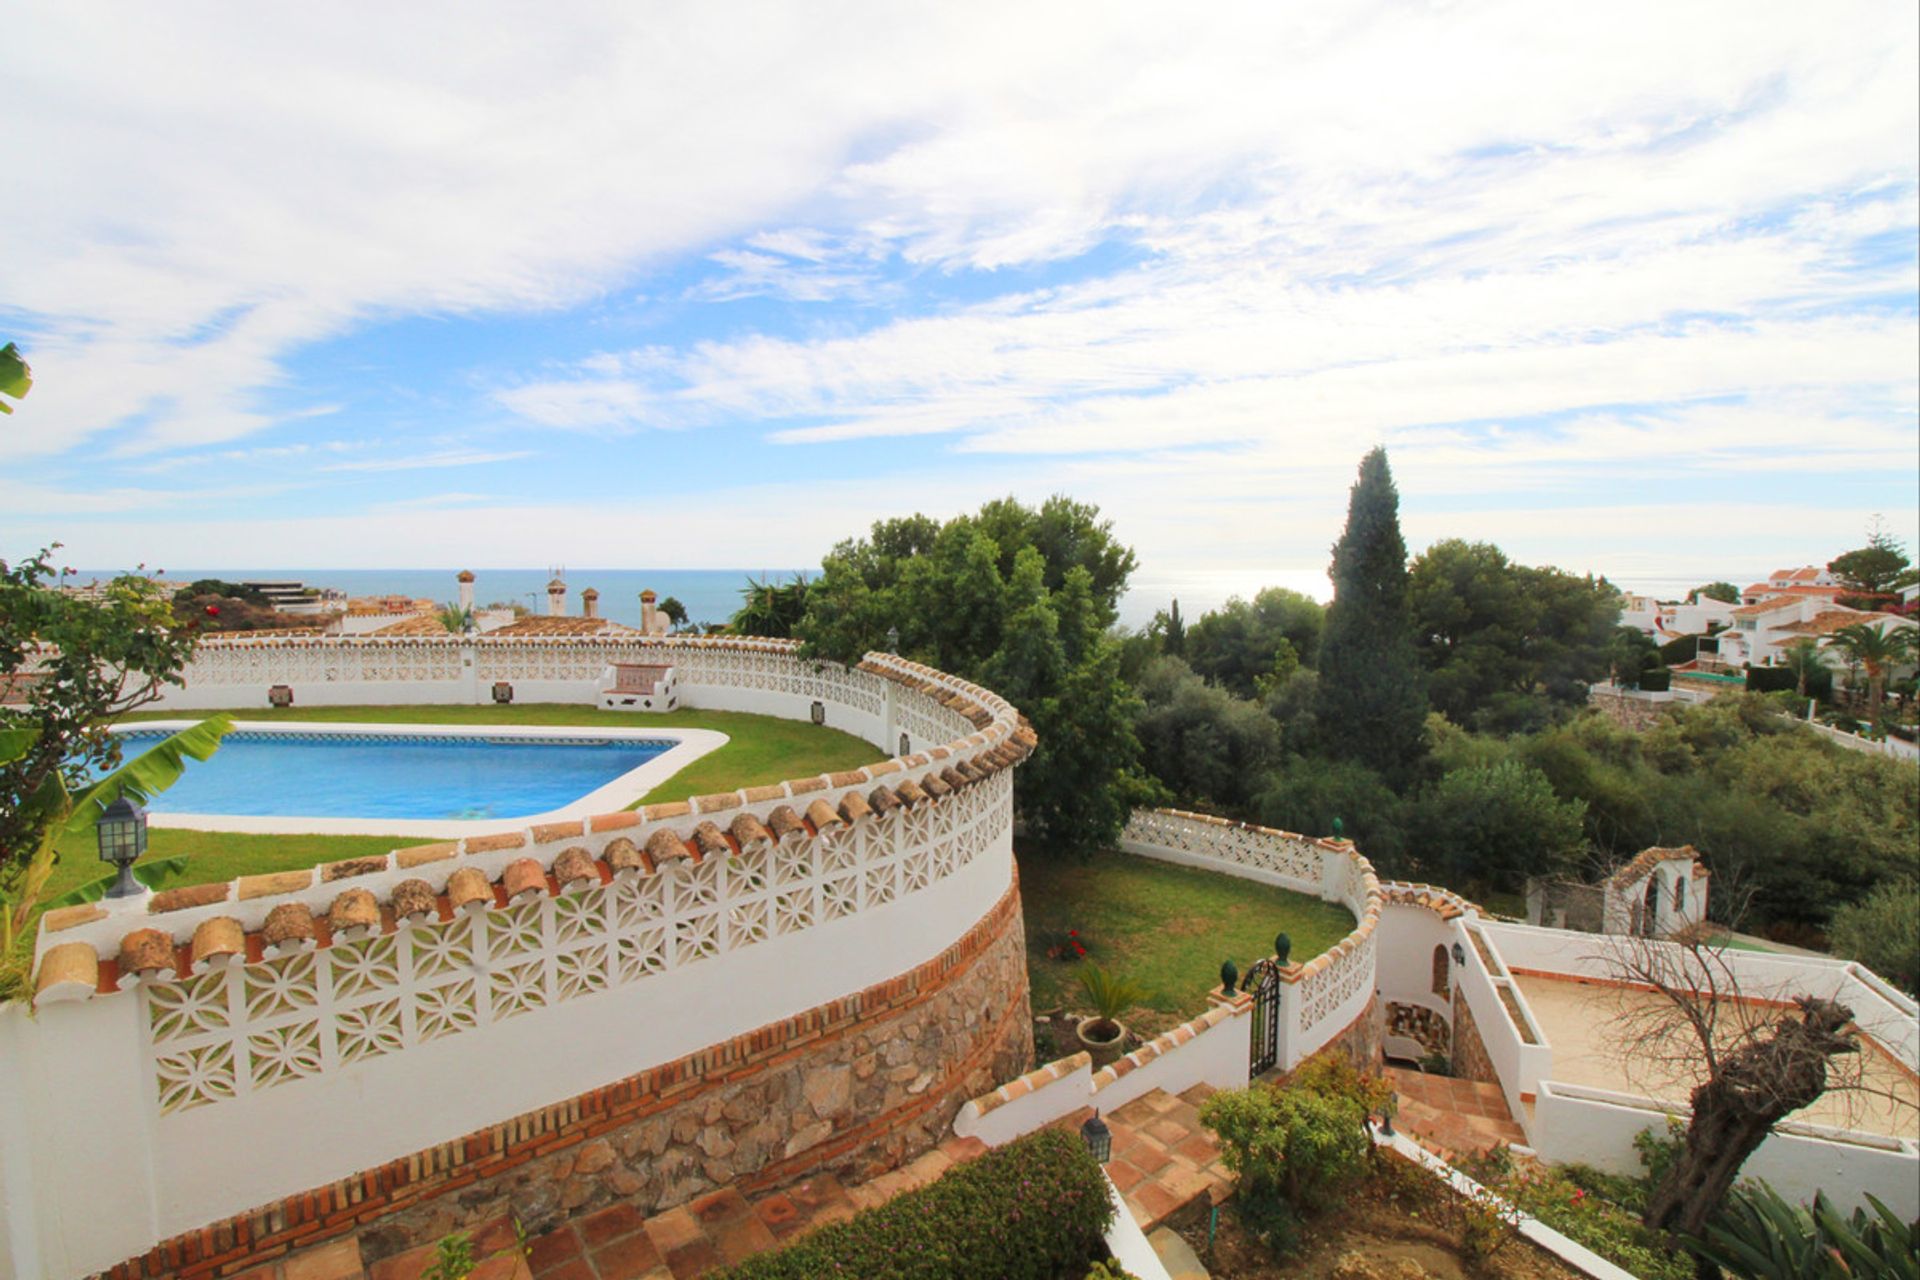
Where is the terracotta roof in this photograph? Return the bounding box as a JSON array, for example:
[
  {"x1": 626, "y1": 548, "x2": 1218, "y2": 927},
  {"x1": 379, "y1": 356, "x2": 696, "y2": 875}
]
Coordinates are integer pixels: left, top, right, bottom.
[
  {"x1": 368, "y1": 614, "x2": 451, "y2": 637},
  {"x1": 457, "y1": 570, "x2": 475, "y2": 583},
  {"x1": 488, "y1": 616, "x2": 636, "y2": 637},
  {"x1": 1769, "y1": 609, "x2": 1876, "y2": 636},
  {"x1": 1609, "y1": 845, "x2": 1705, "y2": 888}
]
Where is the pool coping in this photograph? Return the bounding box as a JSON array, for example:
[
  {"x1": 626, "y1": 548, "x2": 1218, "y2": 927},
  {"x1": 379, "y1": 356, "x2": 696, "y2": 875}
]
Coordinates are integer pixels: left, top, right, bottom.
[{"x1": 110, "y1": 720, "x2": 730, "y2": 837}]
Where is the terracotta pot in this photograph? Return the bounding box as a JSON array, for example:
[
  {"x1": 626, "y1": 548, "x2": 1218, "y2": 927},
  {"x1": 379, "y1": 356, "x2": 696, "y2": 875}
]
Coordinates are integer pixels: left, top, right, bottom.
[{"x1": 1075, "y1": 1015, "x2": 1128, "y2": 1068}]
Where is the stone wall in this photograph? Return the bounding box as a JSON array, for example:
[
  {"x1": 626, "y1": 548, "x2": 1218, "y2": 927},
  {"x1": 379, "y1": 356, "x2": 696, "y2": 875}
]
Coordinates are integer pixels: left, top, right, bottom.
[
  {"x1": 1587, "y1": 687, "x2": 1672, "y2": 732},
  {"x1": 1449, "y1": 985, "x2": 1499, "y2": 1085},
  {"x1": 106, "y1": 882, "x2": 1032, "y2": 1279}
]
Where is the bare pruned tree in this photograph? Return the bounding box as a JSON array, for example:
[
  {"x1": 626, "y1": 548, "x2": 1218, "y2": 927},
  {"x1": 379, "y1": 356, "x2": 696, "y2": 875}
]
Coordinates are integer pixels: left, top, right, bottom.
[{"x1": 1597, "y1": 931, "x2": 1909, "y2": 1240}]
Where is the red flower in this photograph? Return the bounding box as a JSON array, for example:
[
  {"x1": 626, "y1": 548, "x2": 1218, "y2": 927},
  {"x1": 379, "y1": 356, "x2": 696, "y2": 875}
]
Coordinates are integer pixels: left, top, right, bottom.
[
  {"x1": 1069, "y1": 930, "x2": 1078, "y2": 936},
  {"x1": 205, "y1": 604, "x2": 221, "y2": 616}
]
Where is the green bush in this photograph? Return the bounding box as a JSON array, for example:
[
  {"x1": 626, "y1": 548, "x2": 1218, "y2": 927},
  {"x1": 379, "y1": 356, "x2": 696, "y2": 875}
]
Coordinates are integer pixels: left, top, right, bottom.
[
  {"x1": 1658, "y1": 634, "x2": 1703, "y2": 665},
  {"x1": 1200, "y1": 1062, "x2": 1376, "y2": 1225},
  {"x1": 708, "y1": 1129, "x2": 1113, "y2": 1280},
  {"x1": 1746, "y1": 665, "x2": 1797, "y2": 694},
  {"x1": 1637, "y1": 667, "x2": 1671, "y2": 692},
  {"x1": 1830, "y1": 879, "x2": 1920, "y2": 994}
]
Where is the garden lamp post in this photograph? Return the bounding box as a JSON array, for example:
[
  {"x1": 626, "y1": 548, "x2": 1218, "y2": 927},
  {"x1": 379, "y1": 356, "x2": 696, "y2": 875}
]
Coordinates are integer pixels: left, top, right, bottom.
[
  {"x1": 1080, "y1": 1111, "x2": 1112, "y2": 1164},
  {"x1": 96, "y1": 796, "x2": 148, "y2": 899},
  {"x1": 886, "y1": 626, "x2": 900, "y2": 654}
]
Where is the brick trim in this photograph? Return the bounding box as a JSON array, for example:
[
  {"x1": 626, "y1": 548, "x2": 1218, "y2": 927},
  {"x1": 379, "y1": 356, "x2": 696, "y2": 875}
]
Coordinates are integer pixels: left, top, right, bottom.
[{"x1": 102, "y1": 874, "x2": 1027, "y2": 1280}]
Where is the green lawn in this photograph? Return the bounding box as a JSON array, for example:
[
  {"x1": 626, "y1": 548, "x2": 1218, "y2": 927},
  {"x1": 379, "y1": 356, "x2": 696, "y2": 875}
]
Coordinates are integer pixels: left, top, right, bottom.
[{"x1": 1017, "y1": 847, "x2": 1357, "y2": 1032}]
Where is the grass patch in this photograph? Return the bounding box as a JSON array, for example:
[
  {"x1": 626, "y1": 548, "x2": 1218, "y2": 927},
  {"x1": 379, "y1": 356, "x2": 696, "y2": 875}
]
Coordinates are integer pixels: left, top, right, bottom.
[
  {"x1": 122, "y1": 703, "x2": 884, "y2": 807},
  {"x1": 1017, "y1": 847, "x2": 1356, "y2": 1027}
]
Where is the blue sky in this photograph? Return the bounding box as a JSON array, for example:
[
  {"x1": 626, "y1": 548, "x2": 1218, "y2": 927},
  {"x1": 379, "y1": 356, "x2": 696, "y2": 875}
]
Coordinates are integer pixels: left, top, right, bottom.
[{"x1": 2, "y1": 2, "x2": 1915, "y2": 603}]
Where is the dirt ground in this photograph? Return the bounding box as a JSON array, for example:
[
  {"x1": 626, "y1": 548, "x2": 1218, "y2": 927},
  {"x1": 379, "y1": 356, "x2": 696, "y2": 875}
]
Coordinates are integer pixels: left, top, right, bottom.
[{"x1": 1174, "y1": 1158, "x2": 1583, "y2": 1280}]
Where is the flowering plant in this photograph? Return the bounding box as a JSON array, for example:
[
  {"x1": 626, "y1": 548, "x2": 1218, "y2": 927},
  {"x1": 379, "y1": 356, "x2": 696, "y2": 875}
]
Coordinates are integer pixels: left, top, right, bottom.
[{"x1": 1045, "y1": 927, "x2": 1090, "y2": 962}]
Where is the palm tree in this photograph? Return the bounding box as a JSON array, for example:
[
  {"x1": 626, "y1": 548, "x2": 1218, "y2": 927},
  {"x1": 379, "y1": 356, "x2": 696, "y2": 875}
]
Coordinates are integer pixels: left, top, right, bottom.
[
  {"x1": 1825, "y1": 623, "x2": 1918, "y2": 732},
  {"x1": 1779, "y1": 636, "x2": 1830, "y2": 701}
]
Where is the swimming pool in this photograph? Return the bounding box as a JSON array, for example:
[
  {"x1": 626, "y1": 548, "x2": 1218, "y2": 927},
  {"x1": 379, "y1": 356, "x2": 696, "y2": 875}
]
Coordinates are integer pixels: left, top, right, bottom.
[{"x1": 110, "y1": 722, "x2": 728, "y2": 836}]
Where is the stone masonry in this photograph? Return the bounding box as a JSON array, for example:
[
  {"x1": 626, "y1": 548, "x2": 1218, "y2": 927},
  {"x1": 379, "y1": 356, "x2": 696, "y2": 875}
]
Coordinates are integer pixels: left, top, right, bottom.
[
  {"x1": 356, "y1": 896, "x2": 1033, "y2": 1267},
  {"x1": 1449, "y1": 985, "x2": 1500, "y2": 1085}
]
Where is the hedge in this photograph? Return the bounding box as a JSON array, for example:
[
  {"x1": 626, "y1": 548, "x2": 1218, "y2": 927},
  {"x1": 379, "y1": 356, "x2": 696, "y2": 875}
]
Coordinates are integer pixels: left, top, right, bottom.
[
  {"x1": 1658, "y1": 635, "x2": 1702, "y2": 666},
  {"x1": 1637, "y1": 668, "x2": 1671, "y2": 692},
  {"x1": 1746, "y1": 666, "x2": 1796, "y2": 694},
  {"x1": 708, "y1": 1128, "x2": 1114, "y2": 1280}
]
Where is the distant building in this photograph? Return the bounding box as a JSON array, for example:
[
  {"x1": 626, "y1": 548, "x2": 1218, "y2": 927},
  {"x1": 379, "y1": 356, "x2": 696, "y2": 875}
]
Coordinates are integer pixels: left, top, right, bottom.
[{"x1": 1741, "y1": 565, "x2": 1845, "y2": 607}]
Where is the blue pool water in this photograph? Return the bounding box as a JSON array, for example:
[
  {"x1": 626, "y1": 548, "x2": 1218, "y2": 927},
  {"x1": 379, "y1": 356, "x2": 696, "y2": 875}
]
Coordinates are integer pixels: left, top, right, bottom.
[{"x1": 115, "y1": 730, "x2": 671, "y2": 820}]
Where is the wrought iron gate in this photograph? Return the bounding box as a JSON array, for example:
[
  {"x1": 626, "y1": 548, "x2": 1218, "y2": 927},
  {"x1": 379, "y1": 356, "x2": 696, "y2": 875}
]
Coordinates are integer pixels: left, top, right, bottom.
[{"x1": 1244, "y1": 957, "x2": 1281, "y2": 1076}]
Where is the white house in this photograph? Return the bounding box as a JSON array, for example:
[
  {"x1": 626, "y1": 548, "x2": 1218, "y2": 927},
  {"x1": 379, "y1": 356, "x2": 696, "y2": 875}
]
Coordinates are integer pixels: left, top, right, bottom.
[{"x1": 1716, "y1": 598, "x2": 1912, "y2": 668}]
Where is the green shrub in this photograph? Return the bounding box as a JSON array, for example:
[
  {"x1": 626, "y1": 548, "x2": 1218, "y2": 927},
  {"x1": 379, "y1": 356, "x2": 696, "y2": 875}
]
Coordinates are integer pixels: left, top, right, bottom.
[
  {"x1": 708, "y1": 1129, "x2": 1113, "y2": 1280},
  {"x1": 1746, "y1": 665, "x2": 1797, "y2": 694},
  {"x1": 1637, "y1": 667, "x2": 1671, "y2": 692},
  {"x1": 1076, "y1": 963, "x2": 1147, "y2": 1029},
  {"x1": 1200, "y1": 1070, "x2": 1372, "y2": 1224},
  {"x1": 1689, "y1": 1181, "x2": 1918, "y2": 1280},
  {"x1": 1658, "y1": 635, "x2": 1703, "y2": 665},
  {"x1": 1460, "y1": 1145, "x2": 1690, "y2": 1280},
  {"x1": 1830, "y1": 879, "x2": 1920, "y2": 994}
]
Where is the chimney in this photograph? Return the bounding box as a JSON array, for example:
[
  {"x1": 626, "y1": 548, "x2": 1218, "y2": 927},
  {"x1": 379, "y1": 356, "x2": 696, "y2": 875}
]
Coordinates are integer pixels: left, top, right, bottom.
[
  {"x1": 456, "y1": 569, "x2": 475, "y2": 613},
  {"x1": 640, "y1": 589, "x2": 658, "y2": 635},
  {"x1": 547, "y1": 574, "x2": 566, "y2": 617},
  {"x1": 581, "y1": 587, "x2": 599, "y2": 619}
]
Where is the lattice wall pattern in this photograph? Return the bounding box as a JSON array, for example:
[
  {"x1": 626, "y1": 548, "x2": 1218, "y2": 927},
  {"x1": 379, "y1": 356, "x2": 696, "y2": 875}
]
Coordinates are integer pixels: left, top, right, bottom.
[{"x1": 140, "y1": 771, "x2": 1011, "y2": 1115}]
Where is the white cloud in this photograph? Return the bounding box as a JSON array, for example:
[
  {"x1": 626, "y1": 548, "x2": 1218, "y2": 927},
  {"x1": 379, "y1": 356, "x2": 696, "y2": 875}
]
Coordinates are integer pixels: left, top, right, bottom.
[{"x1": 321, "y1": 449, "x2": 532, "y2": 473}]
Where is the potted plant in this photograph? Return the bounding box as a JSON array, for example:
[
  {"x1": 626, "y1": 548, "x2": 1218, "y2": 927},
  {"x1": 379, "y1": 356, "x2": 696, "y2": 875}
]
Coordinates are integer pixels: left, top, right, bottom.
[{"x1": 1075, "y1": 964, "x2": 1146, "y2": 1067}]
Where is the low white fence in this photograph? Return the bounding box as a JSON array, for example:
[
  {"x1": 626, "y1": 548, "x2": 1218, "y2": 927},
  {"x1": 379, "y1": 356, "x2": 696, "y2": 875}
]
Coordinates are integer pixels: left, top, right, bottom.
[
  {"x1": 1117, "y1": 809, "x2": 1381, "y2": 1072},
  {"x1": 1805, "y1": 720, "x2": 1920, "y2": 764}
]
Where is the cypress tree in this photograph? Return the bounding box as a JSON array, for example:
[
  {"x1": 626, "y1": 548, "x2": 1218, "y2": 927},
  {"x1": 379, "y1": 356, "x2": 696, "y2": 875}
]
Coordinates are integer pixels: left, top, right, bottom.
[{"x1": 1315, "y1": 447, "x2": 1427, "y2": 782}]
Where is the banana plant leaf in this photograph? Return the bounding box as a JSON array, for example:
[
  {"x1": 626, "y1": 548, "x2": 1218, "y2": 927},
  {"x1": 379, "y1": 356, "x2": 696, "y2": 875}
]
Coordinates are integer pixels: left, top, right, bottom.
[
  {"x1": 44, "y1": 856, "x2": 193, "y2": 909},
  {"x1": 63, "y1": 714, "x2": 236, "y2": 833},
  {"x1": 0, "y1": 725, "x2": 37, "y2": 764}
]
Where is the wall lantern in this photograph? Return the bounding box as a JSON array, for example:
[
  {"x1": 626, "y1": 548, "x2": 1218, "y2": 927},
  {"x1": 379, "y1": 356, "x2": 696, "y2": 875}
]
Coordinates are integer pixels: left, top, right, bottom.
[
  {"x1": 899, "y1": 733, "x2": 911, "y2": 756},
  {"x1": 268, "y1": 684, "x2": 294, "y2": 708},
  {"x1": 1451, "y1": 942, "x2": 1467, "y2": 968},
  {"x1": 810, "y1": 699, "x2": 825, "y2": 725},
  {"x1": 1080, "y1": 1111, "x2": 1112, "y2": 1164},
  {"x1": 493, "y1": 681, "x2": 514, "y2": 704},
  {"x1": 96, "y1": 796, "x2": 148, "y2": 898},
  {"x1": 886, "y1": 626, "x2": 900, "y2": 654}
]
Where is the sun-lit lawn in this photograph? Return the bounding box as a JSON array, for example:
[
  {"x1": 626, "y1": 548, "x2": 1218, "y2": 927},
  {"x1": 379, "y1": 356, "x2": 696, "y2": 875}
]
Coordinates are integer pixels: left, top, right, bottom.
[{"x1": 1017, "y1": 846, "x2": 1357, "y2": 1030}]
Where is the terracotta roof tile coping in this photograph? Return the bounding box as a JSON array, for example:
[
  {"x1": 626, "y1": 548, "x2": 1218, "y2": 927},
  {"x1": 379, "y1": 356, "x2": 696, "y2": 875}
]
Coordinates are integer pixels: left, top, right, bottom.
[
  {"x1": 603, "y1": 837, "x2": 646, "y2": 875},
  {"x1": 147, "y1": 881, "x2": 233, "y2": 915},
  {"x1": 464, "y1": 831, "x2": 526, "y2": 855},
  {"x1": 552, "y1": 847, "x2": 598, "y2": 890},
  {"x1": 691, "y1": 822, "x2": 732, "y2": 860},
  {"x1": 589, "y1": 810, "x2": 642, "y2": 833},
  {"x1": 837, "y1": 791, "x2": 872, "y2": 824},
  {"x1": 865, "y1": 759, "x2": 903, "y2": 778},
  {"x1": 805, "y1": 798, "x2": 844, "y2": 831},
  {"x1": 766, "y1": 805, "x2": 805, "y2": 840},
  {"x1": 741, "y1": 784, "x2": 787, "y2": 804},
  {"x1": 328, "y1": 888, "x2": 380, "y2": 935},
  {"x1": 642, "y1": 801, "x2": 692, "y2": 821},
  {"x1": 237, "y1": 869, "x2": 316, "y2": 901},
  {"x1": 786, "y1": 775, "x2": 828, "y2": 795},
  {"x1": 321, "y1": 856, "x2": 390, "y2": 882},
  {"x1": 645, "y1": 827, "x2": 692, "y2": 865},
  {"x1": 530, "y1": 820, "x2": 584, "y2": 843},
  {"x1": 41, "y1": 903, "x2": 109, "y2": 932},
  {"x1": 190, "y1": 917, "x2": 245, "y2": 970},
  {"x1": 390, "y1": 879, "x2": 437, "y2": 921},
  {"x1": 828, "y1": 769, "x2": 870, "y2": 788},
  {"x1": 729, "y1": 813, "x2": 773, "y2": 849},
  {"x1": 692, "y1": 792, "x2": 742, "y2": 815},
  {"x1": 395, "y1": 841, "x2": 459, "y2": 869},
  {"x1": 261, "y1": 902, "x2": 317, "y2": 950},
  {"x1": 446, "y1": 867, "x2": 493, "y2": 912},
  {"x1": 34, "y1": 942, "x2": 99, "y2": 1003}
]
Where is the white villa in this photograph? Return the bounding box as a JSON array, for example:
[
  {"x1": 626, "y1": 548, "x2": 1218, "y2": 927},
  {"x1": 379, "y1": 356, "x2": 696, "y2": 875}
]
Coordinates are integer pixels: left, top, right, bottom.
[{"x1": 1718, "y1": 595, "x2": 1916, "y2": 668}]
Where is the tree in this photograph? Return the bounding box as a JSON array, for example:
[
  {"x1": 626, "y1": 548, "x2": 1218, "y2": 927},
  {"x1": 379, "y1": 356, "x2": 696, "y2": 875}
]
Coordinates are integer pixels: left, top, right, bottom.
[
  {"x1": 2, "y1": 548, "x2": 201, "y2": 873},
  {"x1": 1409, "y1": 539, "x2": 1619, "y2": 727},
  {"x1": 1414, "y1": 759, "x2": 1586, "y2": 892},
  {"x1": 1828, "y1": 523, "x2": 1912, "y2": 606},
  {"x1": 1163, "y1": 598, "x2": 1185, "y2": 658},
  {"x1": 729, "y1": 574, "x2": 810, "y2": 638},
  {"x1": 1825, "y1": 623, "x2": 1917, "y2": 730},
  {"x1": 1778, "y1": 636, "x2": 1830, "y2": 700},
  {"x1": 797, "y1": 498, "x2": 1144, "y2": 855},
  {"x1": 1605, "y1": 936, "x2": 1873, "y2": 1241},
  {"x1": 1688, "y1": 582, "x2": 1741, "y2": 605},
  {"x1": 1608, "y1": 626, "x2": 1660, "y2": 687},
  {"x1": 1134, "y1": 657, "x2": 1280, "y2": 813},
  {"x1": 1829, "y1": 880, "x2": 1920, "y2": 995},
  {"x1": 657, "y1": 596, "x2": 689, "y2": 630},
  {"x1": 1315, "y1": 449, "x2": 1426, "y2": 782},
  {"x1": 1256, "y1": 755, "x2": 1406, "y2": 868},
  {"x1": 1183, "y1": 587, "x2": 1324, "y2": 699},
  {"x1": 0, "y1": 341, "x2": 29, "y2": 415}
]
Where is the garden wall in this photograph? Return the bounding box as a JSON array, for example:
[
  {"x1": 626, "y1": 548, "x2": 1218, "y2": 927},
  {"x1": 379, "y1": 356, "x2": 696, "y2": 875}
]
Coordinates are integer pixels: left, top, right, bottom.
[
  {"x1": 1116, "y1": 810, "x2": 1381, "y2": 1073},
  {"x1": 1, "y1": 647, "x2": 1035, "y2": 1280}
]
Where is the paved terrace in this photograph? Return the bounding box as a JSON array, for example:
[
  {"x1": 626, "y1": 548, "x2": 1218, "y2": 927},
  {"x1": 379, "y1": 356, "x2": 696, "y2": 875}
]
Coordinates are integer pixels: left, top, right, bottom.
[{"x1": 1512, "y1": 973, "x2": 1920, "y2": 1139}]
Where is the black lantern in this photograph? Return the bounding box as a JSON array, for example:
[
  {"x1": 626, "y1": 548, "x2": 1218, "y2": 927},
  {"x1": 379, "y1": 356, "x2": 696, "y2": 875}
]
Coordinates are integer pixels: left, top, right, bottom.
[
  {"x1": 886, "y1": 626, "x2": 900, "y2": 654},
  {"x1": 810, "y1": 699, "x2": 826, "y2": 725},
  {"x1": 96, "y1": 795, "x2": 148, "y2": 898},
  {"x1": 1452, "y1": 941, "x2": 1467, "y2": 968},
  {"x1": 492, "y1": 681, "x2": 513, "y2": 704},
  {"x1": 1080, "y1": 1111, "x2": 1112, "y2": 1164},
  {"x1": 1220, "y1": 958, "x2": 1238, "y2": 994}
]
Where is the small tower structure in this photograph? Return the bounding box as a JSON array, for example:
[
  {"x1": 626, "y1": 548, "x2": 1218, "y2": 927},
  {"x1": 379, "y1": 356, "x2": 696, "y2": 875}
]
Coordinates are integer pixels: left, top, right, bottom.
[
  {"x1": 547, "y1": 571, "x2": 567, "y2": 617},
  {"x1": 456, "y1": 570, "x2": 475, "y2": 613},
  {"x1": 581, "y1": 587, "x2": 600, "y2": 619}
]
